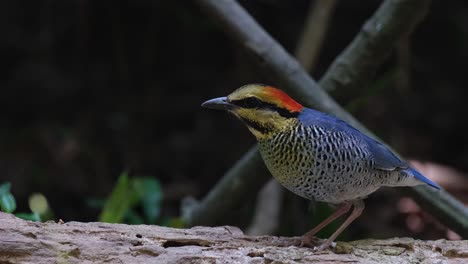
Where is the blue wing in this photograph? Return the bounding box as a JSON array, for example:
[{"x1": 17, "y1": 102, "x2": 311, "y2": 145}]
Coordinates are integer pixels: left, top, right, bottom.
[
  {"x1": 298, "y1": 108, "x2": 440, "y2": 189},
  {"x1": 364, "y1": 136, "x2": 408, "y2": 170},
  {"x1": 298, "y1": 108, "x2": 408, "y2": 171}
]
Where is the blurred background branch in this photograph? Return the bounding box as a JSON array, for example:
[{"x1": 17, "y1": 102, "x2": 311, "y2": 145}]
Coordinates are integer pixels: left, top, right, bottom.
[
  {"x1": 295, "y1": 0, "x2": 337, "y2": 73},
  {"x1": 319, "y1": 0, "x2": 428, "y2": 93}
]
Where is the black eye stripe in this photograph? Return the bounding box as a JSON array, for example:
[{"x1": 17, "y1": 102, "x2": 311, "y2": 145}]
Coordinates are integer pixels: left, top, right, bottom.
[
  {"x1": 231, "y1": 97, "x2": 264, "y2": 109},
  {"x1": 230, "y1": 97, "x2": 299, "y2": 118}
]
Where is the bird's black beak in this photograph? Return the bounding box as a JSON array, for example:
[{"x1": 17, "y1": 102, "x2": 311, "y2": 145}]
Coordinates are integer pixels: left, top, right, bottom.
[{"x1": 201, "y1": 97, "x2": 233, "y2": 111}]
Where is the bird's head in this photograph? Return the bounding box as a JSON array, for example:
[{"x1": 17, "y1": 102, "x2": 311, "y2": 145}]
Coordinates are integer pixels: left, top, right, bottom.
[{"x1": 202, "y1": 84, "x2": 303, "y2": 139}]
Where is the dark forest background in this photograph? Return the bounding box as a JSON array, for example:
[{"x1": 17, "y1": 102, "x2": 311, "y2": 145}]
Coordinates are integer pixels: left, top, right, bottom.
[{"x1": 0, "y1": 0, "x2": 467, "y2": 241}]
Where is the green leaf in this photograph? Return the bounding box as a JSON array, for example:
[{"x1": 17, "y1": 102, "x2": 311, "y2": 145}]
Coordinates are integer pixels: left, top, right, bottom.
[
  {"x1": 15, "y1": 212, "x2": 41, "y2": 222},
  {"x1": 133, "y1": 177, "x2": 162, "y2": 223},
  {"x1": 99, "y1": 172, "x2": 137, "y2": 223},
  {"x1": 0, "y1": 182, "x2": 16, "y2": 213},
  {"x1": 98, "y1": 173, "x2": 163, "y2": 224},
  {"x1": 0, "y1": 193, "x2": 16, "y2": 213}
]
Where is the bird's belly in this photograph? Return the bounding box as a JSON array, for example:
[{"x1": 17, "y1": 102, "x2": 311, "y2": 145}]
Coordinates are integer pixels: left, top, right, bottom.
[
  {"x1": 268, "y1": 167, "x2": 380, "y2": 204},
  {"x1": 258, "y1": 139, "x2": 384, "y2": 204}
]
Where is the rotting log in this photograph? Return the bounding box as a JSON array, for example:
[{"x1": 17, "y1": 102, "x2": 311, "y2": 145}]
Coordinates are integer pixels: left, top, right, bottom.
[{"x1": 0, "y1": 212, "x2": 466, "y2": 264}]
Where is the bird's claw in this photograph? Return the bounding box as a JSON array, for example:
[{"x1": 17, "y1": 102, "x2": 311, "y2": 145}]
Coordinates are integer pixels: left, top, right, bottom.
[
  {"x1": 313, "y1": 242, "x2": 333, "y2": 252},
  {"x1": 299, "y1": 235, "x2": 320, "y2": 248},
  {"x1": 299, "y1": 236, "x2": 334, "y2": 252}
]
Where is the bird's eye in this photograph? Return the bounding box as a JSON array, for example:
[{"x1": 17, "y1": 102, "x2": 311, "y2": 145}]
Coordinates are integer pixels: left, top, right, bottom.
[{"x1": 232, "y1": 97, "x2": 264, "y2": 109}]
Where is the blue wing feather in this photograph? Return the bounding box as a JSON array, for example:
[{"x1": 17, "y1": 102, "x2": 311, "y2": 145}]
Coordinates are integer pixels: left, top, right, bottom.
[
  {"x1": 364, "y1": 136, "x2": 408, "y2": 170},
  {"x1": 298, "y1": 108, "x2": 441, "y2": 189},
  {"x1": 407, "y1": 168, "x2": 441, "y2": 189},
  {"x1": 299, "y1": 108, "x2": 407, "y2": 170}
]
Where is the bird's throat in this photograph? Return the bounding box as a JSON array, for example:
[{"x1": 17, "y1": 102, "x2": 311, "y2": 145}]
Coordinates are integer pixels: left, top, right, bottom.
[
  {"x1": 240, "y1": 117, "x2": 273, "y2": 138},
  {"x1": 239, "y1": 116, "x2": 298, "y2": 140}
]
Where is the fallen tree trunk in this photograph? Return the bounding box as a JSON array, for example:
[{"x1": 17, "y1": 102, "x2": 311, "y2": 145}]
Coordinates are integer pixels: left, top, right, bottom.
[{"x1": 0, "y1": 212, "x2": 466, "y2": 263}]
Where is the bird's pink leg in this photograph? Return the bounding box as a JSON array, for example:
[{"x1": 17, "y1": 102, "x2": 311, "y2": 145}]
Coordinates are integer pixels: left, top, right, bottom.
[
  {"x1": 300, "y1": 202, "x2": 352, "y2": 247},
  {"x1": 315, "y1": 200, "x2": 365, "y2": 251}
]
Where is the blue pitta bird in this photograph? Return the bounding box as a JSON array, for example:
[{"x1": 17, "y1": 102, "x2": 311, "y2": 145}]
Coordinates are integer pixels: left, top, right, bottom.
[{"x1": 202, "y1": 84, "x2": 440, "y2": 251}]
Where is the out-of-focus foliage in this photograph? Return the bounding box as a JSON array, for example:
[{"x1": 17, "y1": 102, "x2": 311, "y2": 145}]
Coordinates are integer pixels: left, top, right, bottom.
[
  {"x1": 133, "y1": 177, "x2": 163, "y2": 224},
  {"x1": 29, "y1": 193, "x2": 54, "y2": 221},
  {"x1": 98, "y1": 172, "x2": 163, "y2": 224},
  {"x1": 15, "y1": 212, "x2": 41, "y2": 222},
  {"x1": 0, "y1": 182, "x2": 45, "y2": 222},
  {"x1": 99, "y1": 173, "x2": 135, "y2": 223},
  {"x1": 0, "y1": 182, "x2": 16, "y2": 213}
]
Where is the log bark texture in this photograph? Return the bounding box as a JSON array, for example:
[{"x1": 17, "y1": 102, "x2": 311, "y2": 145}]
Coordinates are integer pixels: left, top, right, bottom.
[{"x1": 0, "y1": 212, "x2": 467, "y2": 264}]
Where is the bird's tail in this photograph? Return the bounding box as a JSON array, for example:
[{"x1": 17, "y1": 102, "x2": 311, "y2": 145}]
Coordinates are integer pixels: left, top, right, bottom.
[{"x1": 408, "y1": 167, "x2": 441, "y2": 190}]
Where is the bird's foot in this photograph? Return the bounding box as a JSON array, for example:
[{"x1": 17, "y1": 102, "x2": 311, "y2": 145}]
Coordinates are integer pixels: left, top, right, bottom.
[
  {"x1": 313, "y1": 241, "x2": 335, "y2": 252},
  {"x1": 299, "y1": 236, "x2": 335, "y2": 252},
  {"x1": 299, "y1": 235, "x2": 321, "y2": 248}
]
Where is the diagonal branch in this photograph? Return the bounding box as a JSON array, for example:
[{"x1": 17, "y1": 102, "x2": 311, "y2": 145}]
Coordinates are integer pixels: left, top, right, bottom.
[
  {"x1": 295, "y1": 0, "x2": 337, "y2": 72},
  {"x1": 319, "y1": 0, "x2": 426, "y2": 92},
  {"x1": 186, "y1": 0, "x2": 468, "y2": 237}
]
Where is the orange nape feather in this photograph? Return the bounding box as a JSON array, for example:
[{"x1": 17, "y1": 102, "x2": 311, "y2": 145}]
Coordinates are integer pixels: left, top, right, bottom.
[{"x1": 264, "y1": 86, "x2": 303, "y2": 113}]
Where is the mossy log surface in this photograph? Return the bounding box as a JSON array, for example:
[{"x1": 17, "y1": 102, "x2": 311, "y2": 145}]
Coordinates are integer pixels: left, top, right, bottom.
[{"x1": 0, "y1": 212, "x2": 466, "y2": 263}]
